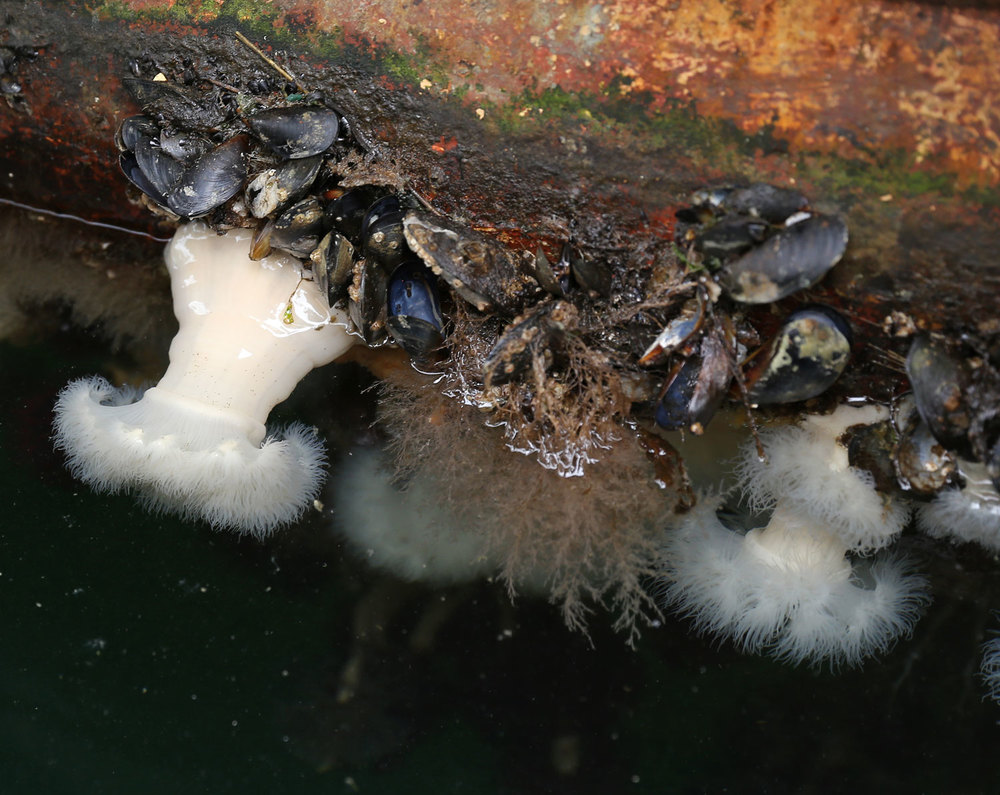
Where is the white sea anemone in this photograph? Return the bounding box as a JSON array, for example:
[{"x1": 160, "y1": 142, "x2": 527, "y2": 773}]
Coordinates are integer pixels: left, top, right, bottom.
[
  {"x1": 917, "y1": 461, "x2": 1000, "y2": 551},
  {"x1": 736, "y1": 403, "x2": 911, "y2": 553},
  {"x1": 53, "y1": 222, "x2": 355, "y2": 536},
  {"x1": 659, "y1": 496, "x2": 928, "y2": 666},
  {"x1": 981, "y1": 634, "x2": 1000, "y2": 703},
  {"x1": 332, "y1": 446, "x2": 496, "y2": 584}
]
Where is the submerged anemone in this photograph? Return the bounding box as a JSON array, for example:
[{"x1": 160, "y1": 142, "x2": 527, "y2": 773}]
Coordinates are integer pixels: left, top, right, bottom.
[
  {"x1": 736, "y1": 403, "x2": 911, "y2": 553},
  {"x1": 53, "y1": 222, "x2": 355, "y2": 535},
  {"x1": 658, "y1": 496, "x2": 928, "y2": 666}
]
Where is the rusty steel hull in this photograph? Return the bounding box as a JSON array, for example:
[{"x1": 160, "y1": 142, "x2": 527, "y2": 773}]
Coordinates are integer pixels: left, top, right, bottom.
[{"x1": 0, "y1": 0, "x2": 998, "y2": 379}]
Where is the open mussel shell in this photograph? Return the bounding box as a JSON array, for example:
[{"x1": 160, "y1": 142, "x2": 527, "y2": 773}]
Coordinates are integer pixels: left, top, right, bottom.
[
  {"x1": 532, "y1": 246, "x2": 567, "y2": 297},
  {"x1": 403, "y1": 210, "x2": 538, "y2": 314},
  {"x1": 655, "y1": 334, "x2": 730, "y2": 432},
  {"x1": 164, "y1": 135, "x2": 249, "y2": 219},
  {"x1": 743, "y1": 305, "x2": 851, "y2": 405},
  {"x1": 246, "y1": 154, "x2": 323, "y2": 218},
  {"x1": 361, "y1": 196, "x2": 409, "y2": 271},
  {"x1": 639, "y1": 293, "x2": 706, "y2": 366},
  {"x1": 247, "y1": 105, "x2": 339, "y2": 159},
  {"x1": 719, "y1": 214, "x2": 848, "y2": 303},
  {"x1": 385, "y1": 260, "x2": 445, "y2": 358},
  {"x1": 905, "y1": 334, "x2": 975, "y2": 460}
]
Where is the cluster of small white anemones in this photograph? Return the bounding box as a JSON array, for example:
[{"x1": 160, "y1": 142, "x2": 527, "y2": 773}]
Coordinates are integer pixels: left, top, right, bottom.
[
  {"x1": 53, "y1": 222, "x2": 356, "y2": 536},
  {"x1": 659, "y1": 404, "x2": 929, "y2": 667}
]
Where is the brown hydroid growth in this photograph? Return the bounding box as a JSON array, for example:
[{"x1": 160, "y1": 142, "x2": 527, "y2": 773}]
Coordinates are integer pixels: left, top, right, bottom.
[{"x1": 377, "y1": 371, "x2": 682, "y2": 644}]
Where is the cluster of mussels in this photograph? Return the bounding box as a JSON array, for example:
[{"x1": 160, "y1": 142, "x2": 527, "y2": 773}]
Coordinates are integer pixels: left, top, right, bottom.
[{"x1": 114, "y1": 60, "x2": 863, "y2": 478}]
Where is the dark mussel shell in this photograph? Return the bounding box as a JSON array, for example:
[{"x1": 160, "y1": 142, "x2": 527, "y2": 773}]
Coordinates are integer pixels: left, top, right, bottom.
[
  {"x1": 403, "y1": 210, "x2": 538, "y2": 314},
  {"x1": 115, "y1": 114, "x2": 159, "y2": 152},
  {"x1": 719, "y1": 214, "x2": 848, "y2": 303},
  {"x1": 567, "y1": 245, "x2": 612, "y2": 297},
  {"x1": 158, "y1": 127, "x2": 210, "y2": 164},
  {"x1": 743, "y1": 305, "x2": 851, "y2": 405},
  {"x1": 385, "y1": 260, "x2": 445, "y2": 358},
  {"x1": 532, "y1": 246, "x2": 568, "y2": 297},
  {"x1": 312, "y1": 231, "x2": 355, "y2": 306},
  {"x1": 326, "y1": 186, "x2": 384, "y2": 246},
  {"x1": 263, "y1": 196, "x2": 326, "y2": 259},
  {"x1": 694, "y1": 214, "x2": 770, "y2": 261},
  {"x1": 164, "y1": 135, "x2": 249, "y2": 219},
  {"x1": 482, "y1": 301, "x2": 578, "y2": 388},
  {"x1": 361, "y1": 196, "x2": 409, "y2": 271},
  {"x1": 119, "y1": 150, "x2": 169, "y2": 207},
  {"x1": 655, "y1": 334, "x2": 730, "y2": 432},
  {"x1": 891, "y1": 396, "x2": 957, "y2": 496},
  {"x1": 247, "y1": 105, "x2": 339, "y2": 159},
  {"x1": 844, "y1": 419, "x2": 901, "y2": 496},
  {"x1": 246, "y1": 154, "x2": 323, "y2": 218},
  {"x1": 132, "y1": 135, "x2": 186, "y2": 198},
  {"x1": 715, "y1": 183, "x2": 809, "y2": 225},
  {"x1": 348, "y1": 258, "x2": 389, "y2": 346},
  {"x1": 639, "y1": 293, "x2": 706, "y2": 366},
  {"x1": 123, "y1": 77, "x2": 226, "y2": 128},
  {"x1": 905, "y1": 334, "x2": 975, "y2": 460}
]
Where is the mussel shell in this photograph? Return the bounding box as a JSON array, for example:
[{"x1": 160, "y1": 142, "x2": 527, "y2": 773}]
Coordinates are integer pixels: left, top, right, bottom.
[
  {"x1": 845, "y1": 419, "x2": 901, "y2": 495},
  {"x1": 246, "y1": 154, "x2": 323, "y2": 218},
  {"x1": 719, "y1": 214, "x2": 848, "y2": 303},
  {"x1": 905, "y1": 334, "x2": 975, "y2": 459},
  {"x1": 312, "y1": 231, "x2": 355, "y2": 306},
  {"x1": 569, "y1": 247, "x2": 612, "y2": 297},
  {"x1": 694, "y1": 214, "x2": 770, "y2": 261},
  {"x1": 639, "y1": 293, "x2": 706, "y2": 366},
  {"x1": 482, "y1": 301, "x2": 578, "y2": 388},
  {"x1": 158, "y1": 128, "x2": 210, "y2": 165},
  {"x1": 348, "y1": 259, "x2": 389, "y2": 346},
  {"x1": 895, "y1": 413, "x2": 957, "y2": 495},
  {"x1": 386, "y1": 260, "x2": 445, "y2": 357},
  {"x1": 267, "y1": 196, "x2": 326, "y2": 258},
  {"x1": 247, "y1": 105, "x2": 339, "y2": 159},
  {"x1": 326, "y1": 186, "x2": 384, "y2": 246},
  {"x1": 361, "y1": 196, "x2": 408, "y2": 271},
  {"x1": 165, "y1": 134, "x2": 249, "y2": 219},
  {"x1": 132, "y1": 136, "x2": 185, "y2": 198},
  {"x1": 655, "y1": 334, "x2": 730, "y2": 431},
  {"x1": 119, "y1": 150, "x2": 169, "y2": 207},
  {"x1": 122, "y1": 77, "x2": 226, "y2": 129},
  {"x1": 115, "y1": 114, "x2": 159, "y2": 152},
  {"x1": 532, "y1": 246, "x2": 567, "y2": 297},
  {"x1": 403, "y1": 210, "x2": 538, "y2": 314},
  {"x1": 743, "y1": 305, "x2": 852, "y2": 405},
  {"x1": 387, "y1": 260, "x2": 444, "y2": 329},
  {"x1": 717, "y1": 183, "x2": 809, "y2": 225}
]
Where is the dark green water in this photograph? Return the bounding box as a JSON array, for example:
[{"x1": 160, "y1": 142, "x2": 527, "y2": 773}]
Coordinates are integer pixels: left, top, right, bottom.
[{"x1": 3, "y1": 337, "x2": 1000, "y2": 794}]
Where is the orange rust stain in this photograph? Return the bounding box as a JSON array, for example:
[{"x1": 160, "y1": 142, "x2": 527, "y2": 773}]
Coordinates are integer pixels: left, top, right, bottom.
[
  {"x1": 274, "y1": 0, "x2": 1000, "y2": 185},
  {"x1": 431, "y1": 135, "x2": 458, "y2": 153}
]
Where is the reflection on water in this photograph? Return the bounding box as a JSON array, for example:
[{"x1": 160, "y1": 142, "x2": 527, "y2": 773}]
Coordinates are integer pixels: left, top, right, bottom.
[{"x1": 4, "y1": 336, "x2": 1000, "y2": 794}]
